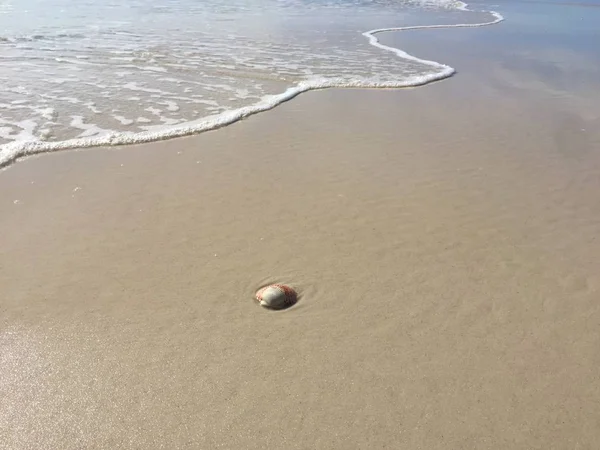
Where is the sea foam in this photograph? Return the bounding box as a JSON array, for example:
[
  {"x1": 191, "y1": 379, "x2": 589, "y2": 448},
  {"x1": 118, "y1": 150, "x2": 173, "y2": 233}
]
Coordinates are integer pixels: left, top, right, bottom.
[{"x1": 0, "y1": 1, "x2": 503, "y2": 169}]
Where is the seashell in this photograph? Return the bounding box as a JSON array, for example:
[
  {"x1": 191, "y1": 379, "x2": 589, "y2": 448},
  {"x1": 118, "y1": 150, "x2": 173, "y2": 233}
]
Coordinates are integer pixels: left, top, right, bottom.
[{"x1": 255, "y1": 284, "x2": 297, "y2": 310}]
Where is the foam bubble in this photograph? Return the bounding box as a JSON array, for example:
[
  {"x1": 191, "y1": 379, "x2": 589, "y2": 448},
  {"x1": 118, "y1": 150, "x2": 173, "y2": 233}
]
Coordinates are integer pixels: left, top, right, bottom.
[
  {"x1": 35, "y1": 107, "x2": 57, "y2": 121},
  {"x1": 112, "y1": 115, "x2": 135, "y2": 126},
  {"x1": 0, "y1": 119, "x2": 38, "y2": 142},
  {"x1": 70, "y1": 116, "x2": 113, "y2": 138}
]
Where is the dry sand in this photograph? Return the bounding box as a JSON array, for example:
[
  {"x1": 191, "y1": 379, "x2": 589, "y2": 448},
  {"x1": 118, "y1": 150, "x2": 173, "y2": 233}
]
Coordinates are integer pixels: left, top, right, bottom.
[{"x1": 2, "y1": 17, "x2": 600, "y2": 450}]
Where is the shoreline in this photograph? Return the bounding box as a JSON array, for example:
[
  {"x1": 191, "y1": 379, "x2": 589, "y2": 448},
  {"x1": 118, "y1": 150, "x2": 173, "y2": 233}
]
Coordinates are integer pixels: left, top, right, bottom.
[{"x1": 0, "y1": 2, "x2": 503, "y2": 170}]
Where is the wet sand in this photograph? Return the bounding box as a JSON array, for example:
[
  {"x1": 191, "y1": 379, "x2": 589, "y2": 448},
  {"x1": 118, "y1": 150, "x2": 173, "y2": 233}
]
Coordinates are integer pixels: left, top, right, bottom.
[{"x1": 2, "y1": 4, "x2": 600, "y2": 449}]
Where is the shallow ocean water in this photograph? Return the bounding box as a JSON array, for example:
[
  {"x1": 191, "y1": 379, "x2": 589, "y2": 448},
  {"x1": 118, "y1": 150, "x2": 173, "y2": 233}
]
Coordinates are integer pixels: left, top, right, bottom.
[{"x1": 0, "y1": 0, "x2": 500, "y2": 165}]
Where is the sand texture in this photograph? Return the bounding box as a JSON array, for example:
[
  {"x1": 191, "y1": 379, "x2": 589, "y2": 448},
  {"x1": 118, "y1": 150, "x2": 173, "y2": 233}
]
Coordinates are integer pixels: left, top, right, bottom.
[{"x1": 2, "y1": 8, "x2": 600, "y2": 450}]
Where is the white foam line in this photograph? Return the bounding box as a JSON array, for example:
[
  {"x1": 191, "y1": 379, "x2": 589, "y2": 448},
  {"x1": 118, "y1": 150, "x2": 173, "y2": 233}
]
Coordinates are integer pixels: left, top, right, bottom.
[
  {"x1": 361, "y1": 4, "x2": 503, "y2": 80},
  {"x1": 0, "y1": 2, "x2": 503, "y2": 169}
]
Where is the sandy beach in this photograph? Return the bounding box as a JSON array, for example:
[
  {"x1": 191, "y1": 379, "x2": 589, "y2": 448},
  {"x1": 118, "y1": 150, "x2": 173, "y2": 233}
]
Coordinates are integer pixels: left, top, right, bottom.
[{"x1": 2, "y1": 2, "x2": 600, "y2": 449}]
